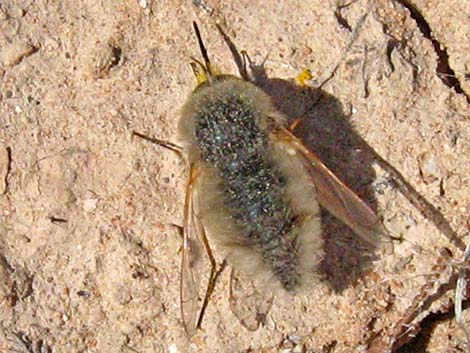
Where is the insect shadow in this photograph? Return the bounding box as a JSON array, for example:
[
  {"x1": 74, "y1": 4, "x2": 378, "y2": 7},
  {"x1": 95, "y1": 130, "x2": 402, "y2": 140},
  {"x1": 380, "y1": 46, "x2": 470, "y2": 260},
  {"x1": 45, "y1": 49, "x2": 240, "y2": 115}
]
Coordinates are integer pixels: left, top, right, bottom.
[
  {"x1": 260, "y1": 70, "x2": 465, "y2": 294},
  {"x1": 256, "y1": 71, "x2": 379, "y2": 292},
  {"x1": 253, "y1": 68, "x2": 462, "y2": 291}
]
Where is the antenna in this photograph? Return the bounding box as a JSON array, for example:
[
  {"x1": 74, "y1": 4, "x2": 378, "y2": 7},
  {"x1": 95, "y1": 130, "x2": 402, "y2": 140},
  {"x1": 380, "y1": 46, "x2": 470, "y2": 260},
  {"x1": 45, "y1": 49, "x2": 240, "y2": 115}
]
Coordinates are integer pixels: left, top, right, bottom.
[{"x1": 193, "y1": 22, "x2": 212, "y2": 76}]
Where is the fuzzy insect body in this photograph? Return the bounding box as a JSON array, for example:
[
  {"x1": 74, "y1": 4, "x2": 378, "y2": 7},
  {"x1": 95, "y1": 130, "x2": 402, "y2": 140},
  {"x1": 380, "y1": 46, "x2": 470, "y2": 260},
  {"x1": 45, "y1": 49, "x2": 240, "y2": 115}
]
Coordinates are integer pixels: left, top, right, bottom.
[{"x1": 180, "y1": 78, "x2": 323, "y2": 291}]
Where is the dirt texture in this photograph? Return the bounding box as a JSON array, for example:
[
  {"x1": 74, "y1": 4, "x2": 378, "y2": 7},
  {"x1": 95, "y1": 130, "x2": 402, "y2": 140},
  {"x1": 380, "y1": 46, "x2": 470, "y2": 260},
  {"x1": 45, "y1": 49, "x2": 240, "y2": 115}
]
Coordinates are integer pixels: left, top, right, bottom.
[{"x1": 0, "y1": 0, "x2": 469, "y2": 352}]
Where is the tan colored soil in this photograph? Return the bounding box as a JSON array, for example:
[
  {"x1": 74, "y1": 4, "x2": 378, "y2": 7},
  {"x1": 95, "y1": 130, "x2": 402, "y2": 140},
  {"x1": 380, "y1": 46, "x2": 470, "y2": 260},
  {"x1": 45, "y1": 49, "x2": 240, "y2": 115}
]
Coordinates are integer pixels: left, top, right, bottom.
[{"x1": 0, "y1": 1, "x2": 469, "y2": 352}]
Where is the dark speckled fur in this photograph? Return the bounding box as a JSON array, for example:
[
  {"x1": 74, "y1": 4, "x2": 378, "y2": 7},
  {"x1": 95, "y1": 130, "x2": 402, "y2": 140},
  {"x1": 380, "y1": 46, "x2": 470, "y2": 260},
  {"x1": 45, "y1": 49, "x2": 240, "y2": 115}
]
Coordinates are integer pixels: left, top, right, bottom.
[{"x1": 195, "y1": 91, "x2": 299, "y2": 289}]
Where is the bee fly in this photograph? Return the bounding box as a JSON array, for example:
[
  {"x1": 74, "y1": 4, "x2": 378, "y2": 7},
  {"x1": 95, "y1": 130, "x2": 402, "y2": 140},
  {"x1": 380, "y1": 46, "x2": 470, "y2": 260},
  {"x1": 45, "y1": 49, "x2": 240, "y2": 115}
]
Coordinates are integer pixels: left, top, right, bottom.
[{"x1": 141, "y1": 22, "x2": 393, "y2": 336}]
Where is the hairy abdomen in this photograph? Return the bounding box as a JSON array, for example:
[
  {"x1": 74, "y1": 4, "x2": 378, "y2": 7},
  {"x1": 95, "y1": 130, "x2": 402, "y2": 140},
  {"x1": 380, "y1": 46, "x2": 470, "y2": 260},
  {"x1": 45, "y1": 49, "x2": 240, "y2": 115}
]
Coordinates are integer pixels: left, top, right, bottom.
[{"x1": 179, "y1": 79, "x2": 323, "y2": 291}]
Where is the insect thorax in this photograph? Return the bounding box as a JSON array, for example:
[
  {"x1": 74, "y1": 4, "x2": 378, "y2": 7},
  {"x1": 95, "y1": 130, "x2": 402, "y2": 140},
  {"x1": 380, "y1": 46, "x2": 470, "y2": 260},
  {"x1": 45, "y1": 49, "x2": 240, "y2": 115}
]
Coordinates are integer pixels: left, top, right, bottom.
[{"x1": 194, "y1": 84, "x2": 300, "y2": 290}]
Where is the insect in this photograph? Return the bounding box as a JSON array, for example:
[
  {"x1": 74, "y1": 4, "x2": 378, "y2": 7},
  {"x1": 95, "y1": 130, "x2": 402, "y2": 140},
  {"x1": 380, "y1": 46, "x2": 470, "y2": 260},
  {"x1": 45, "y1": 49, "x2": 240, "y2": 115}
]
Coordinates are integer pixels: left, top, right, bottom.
[{"x1": 165, "y1": 22, "x2": 393, "y2": 336}]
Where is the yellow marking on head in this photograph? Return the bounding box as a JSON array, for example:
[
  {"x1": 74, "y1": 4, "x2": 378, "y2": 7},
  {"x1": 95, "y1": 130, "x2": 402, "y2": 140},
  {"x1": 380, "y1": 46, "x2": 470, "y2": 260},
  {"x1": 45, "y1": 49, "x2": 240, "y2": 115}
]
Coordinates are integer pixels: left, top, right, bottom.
[
  {"x1": 190, "y1": 61, "x2": 209, "y2": 84},
  {"x1": 190, "y1": 60, "x2": 222, "y2": 84}
]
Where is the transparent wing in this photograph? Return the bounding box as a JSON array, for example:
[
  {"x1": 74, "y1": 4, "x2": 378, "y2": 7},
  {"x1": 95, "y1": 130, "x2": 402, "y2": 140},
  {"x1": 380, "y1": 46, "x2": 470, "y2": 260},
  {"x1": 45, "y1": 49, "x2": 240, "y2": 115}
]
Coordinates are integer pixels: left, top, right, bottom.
[
  {"x1": 180, "y1": 164, "x2": 219, "y2": 336},
  {"x1": 229, "y1": 269, "x2": 273, "y2": 331},
  {"x1": 274, "y1": 129, "x2": 393, "y2": 252},
  {"x1": 180, "y1": 165, "x2": 206, "y2": 336}
]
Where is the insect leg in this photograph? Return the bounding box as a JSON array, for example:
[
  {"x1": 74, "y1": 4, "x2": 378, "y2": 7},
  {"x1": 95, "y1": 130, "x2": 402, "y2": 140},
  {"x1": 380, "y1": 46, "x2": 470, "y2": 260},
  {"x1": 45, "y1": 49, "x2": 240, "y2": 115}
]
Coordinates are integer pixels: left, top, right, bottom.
[
  {"x1": 195, "y1": 209, "x2": 223, "y2": 330},
  {"x1": 288, "y1": 118, "x2": 302, "y2": 132},
  {"x1": 132, "y1": 131, "x2": 183, "y2": 156}
]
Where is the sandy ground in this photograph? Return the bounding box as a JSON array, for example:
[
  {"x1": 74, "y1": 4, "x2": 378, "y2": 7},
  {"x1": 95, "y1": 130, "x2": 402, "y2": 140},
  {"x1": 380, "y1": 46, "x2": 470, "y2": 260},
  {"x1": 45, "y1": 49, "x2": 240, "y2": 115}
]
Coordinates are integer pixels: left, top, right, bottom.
[{"x1": 0, "y1": 0, "x2": 469, "y2": 352}]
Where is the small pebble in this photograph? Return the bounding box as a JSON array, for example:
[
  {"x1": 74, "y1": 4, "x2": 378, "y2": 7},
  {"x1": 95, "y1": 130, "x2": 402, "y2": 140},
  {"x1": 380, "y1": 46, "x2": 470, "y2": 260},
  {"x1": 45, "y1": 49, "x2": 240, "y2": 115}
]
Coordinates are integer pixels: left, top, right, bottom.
[
  {"x1": 8, "y1": 4, "x2": 25, "y2": 18},
  {"x1": 0, "y1": 40, "x2": 35, "y2": 67},
  {"x1": 168, "y1": 344, "x2": 179, "y2": 353},
  {"x1": 417, "y1": 152, "x2": 442, "y2": 184},
  {"x1": 83, "y1": 199, "x2": 98, "y2": 212}
]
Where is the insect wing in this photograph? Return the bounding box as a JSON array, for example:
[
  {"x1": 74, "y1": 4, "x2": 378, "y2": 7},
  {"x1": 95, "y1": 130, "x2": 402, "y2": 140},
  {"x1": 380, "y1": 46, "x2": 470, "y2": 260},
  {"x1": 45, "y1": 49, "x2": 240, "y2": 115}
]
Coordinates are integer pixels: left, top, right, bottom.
[
  {"x1": 229, "y1": 269, "x2": 273, "y2": 331},
  {"x1": 180, "y1": 165, "x2": 206, "y2": 336},
  {"x1": 275, "y1": 129, "x2": 392, "y2": 252}
]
